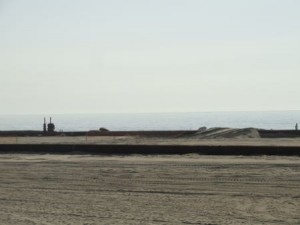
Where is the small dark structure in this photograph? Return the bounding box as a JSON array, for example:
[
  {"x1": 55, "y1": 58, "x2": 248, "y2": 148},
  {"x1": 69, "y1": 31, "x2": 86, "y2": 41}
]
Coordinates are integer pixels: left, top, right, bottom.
[
  {"x1": 47, "y1": 117, "x2": 55, "y2": 133},
  {"x1": 43, "y1": 117, "x2": 47, "y2": 133},
  {"x1": 43, "y1": 117, "x2": 55, "y2": 133}
]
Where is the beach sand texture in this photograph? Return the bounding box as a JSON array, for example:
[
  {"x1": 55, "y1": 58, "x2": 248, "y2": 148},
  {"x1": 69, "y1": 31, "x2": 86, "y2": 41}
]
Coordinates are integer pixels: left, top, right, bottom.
[
  {"x1": 0, "y1": 154, "x2": 299, "y2": 225},
  {"x1": 1, "y1": 128, "x2": 300, "y2": 147}
]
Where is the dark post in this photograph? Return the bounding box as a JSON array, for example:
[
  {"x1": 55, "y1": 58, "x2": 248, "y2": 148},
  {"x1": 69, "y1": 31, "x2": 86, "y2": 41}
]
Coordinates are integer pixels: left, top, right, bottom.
[{"x1": 43, "y1": 117, "x2": 47, "y2": 133}]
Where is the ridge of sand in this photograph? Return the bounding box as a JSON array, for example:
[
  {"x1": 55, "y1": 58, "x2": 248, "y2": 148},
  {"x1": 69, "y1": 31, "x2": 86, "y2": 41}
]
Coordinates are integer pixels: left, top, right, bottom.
[{"x1": 191, "y1": 127, "x2": 261, "y2": 139}]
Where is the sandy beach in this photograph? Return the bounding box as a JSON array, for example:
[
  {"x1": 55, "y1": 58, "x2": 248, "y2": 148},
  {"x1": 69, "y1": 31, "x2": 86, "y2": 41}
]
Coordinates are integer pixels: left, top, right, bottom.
[
  {"x1": 2, "y1": 0, "x2": 299, "y2": 223},
  {"x1": 2, "y1": 136, "x2": 300, "y2": 147},
  {"x1": 0, "y1": 154, "x2": 299, "y2": 225}
]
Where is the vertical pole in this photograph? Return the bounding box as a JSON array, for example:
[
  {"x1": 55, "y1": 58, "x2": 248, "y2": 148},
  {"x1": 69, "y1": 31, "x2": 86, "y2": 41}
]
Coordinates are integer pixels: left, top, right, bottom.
[{"x1": 43, "y1": 117, "x2": 47, "y2": 133}]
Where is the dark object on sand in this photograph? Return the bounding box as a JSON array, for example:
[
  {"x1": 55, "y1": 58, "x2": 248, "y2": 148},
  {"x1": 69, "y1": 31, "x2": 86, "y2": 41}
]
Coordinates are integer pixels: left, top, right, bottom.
[
  {"x1": 198, "y1": 127, "x2": 207, "y2": 132},
  {"x1": 47, "y1": 117, "x2": 55, "y2": 133},
  {"x1": 43, "y1": 118, "x2": 47, "y2": 133},
  {"x1": 99, "y1": 127, "x2": 109, "y2": 132},
  {"x1": 43, "y1": 117, "x2": 55, "y2": 133}
]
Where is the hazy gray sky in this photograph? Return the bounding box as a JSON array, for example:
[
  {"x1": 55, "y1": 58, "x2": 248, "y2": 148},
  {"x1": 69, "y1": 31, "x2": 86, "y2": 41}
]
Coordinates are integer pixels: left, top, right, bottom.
[{"x1": 0, "y1": 0, "x2": 299, "y2": 114}]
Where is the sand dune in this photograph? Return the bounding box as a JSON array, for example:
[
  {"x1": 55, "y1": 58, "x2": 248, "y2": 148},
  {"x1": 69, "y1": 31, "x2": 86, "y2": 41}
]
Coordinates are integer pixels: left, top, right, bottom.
[{"x1": 191, "y1": 127, "x2": 261, "y2": 139}]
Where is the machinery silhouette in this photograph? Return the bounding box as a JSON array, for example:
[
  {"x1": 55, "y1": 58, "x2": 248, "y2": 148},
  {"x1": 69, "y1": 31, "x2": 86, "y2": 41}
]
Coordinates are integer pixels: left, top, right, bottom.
[{"x1": 43, "y1": 117, "x2": 55, "y2": 133}]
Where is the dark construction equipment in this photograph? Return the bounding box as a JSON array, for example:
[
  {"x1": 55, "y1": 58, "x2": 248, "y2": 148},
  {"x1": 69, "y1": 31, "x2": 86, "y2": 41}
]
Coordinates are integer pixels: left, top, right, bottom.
[{"x1": 47, "y1": 117, "x2": 55, "y2": 133}]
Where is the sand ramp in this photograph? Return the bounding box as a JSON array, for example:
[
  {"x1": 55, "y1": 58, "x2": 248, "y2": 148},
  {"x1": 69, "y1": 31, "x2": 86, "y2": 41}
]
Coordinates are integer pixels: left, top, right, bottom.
[{"x1": 192, "y1": 127, "x2": 261, "y2": 139}]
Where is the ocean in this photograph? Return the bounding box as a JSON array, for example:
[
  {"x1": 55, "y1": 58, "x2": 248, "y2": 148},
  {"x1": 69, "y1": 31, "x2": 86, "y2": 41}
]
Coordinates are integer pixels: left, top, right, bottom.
[{"x1": 0, "y1": 111, "x2": 299, "y2": 131}]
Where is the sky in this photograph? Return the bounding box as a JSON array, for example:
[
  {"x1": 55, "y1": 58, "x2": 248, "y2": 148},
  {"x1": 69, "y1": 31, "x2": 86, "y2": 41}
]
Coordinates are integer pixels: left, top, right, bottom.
[{"x1": 0, "y1": 0, "x2": 300, "y2": 114}]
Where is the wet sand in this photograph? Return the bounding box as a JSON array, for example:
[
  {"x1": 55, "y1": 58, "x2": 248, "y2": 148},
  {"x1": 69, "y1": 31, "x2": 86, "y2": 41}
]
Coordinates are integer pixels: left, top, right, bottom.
[{"x1": 0, "y1": 154, "x2": 299, "y2": 224}]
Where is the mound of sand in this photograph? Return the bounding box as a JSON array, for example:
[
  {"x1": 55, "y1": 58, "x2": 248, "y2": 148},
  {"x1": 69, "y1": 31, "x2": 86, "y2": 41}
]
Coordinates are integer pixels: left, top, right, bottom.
[{"x1": 191, "y1": 127, "x2": 260, "y2": 139}]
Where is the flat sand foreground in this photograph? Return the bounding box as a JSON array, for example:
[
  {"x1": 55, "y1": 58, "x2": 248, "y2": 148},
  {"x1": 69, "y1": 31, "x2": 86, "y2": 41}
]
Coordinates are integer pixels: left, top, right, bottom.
[{"x1": 0, "y1": 154, "x2": 299, "y2": 225}]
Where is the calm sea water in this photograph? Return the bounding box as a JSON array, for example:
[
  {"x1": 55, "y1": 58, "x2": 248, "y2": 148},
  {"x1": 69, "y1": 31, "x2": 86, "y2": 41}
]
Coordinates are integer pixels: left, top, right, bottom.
[{"x1": 0, "y1": 111, "x2": 299, "y2": 131}]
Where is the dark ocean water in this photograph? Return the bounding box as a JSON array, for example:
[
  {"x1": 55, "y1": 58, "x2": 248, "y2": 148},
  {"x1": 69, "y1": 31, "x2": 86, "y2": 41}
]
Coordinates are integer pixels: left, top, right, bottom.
[{"x1": 0, "y1": 111, "x2": 299, "y2": 131}]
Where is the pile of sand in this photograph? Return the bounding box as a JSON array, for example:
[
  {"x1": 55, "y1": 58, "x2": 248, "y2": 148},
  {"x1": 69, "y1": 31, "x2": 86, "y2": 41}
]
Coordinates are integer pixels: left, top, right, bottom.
[{"x1": 191, "y1": 127, "x2": 260, "y2": 139}]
